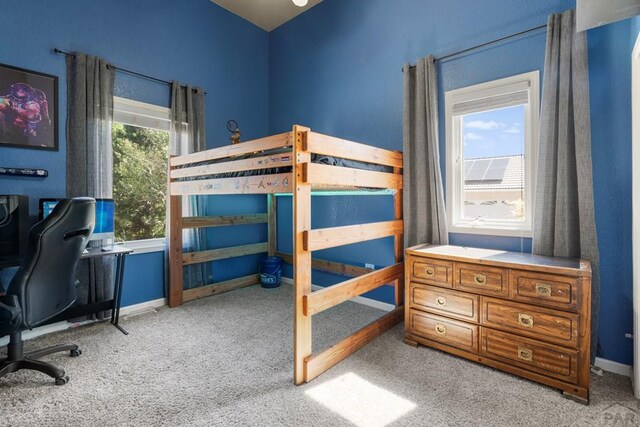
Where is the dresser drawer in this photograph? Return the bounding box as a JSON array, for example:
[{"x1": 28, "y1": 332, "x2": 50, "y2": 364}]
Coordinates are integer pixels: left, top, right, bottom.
[
  {"x1": 480, "y1": 328, "x2": 578, "y2": 383},
  {"x1": 481, "y1": 297, "x2": 579, "y2": 348},
  {"x1": 510, "y1": 270, "x2": 580, "y2": 312},
  {"x1": 454, "y1": 262, "x2": 509, "y2": 297},
  {"x1": 409, "y1": 283, "x2": 479, "y2": 322},
  {"x1": 410, "y1": 257, "x2": 453, "y2": 288},
  {"x1": 409, "y1": 309, "x2": 478, "y2": 353}
]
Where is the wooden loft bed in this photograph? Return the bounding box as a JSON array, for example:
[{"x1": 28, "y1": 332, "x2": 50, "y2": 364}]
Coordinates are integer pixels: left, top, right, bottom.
[{"x1": 168, "y1": 125, "x2": 404, "y2": 384}]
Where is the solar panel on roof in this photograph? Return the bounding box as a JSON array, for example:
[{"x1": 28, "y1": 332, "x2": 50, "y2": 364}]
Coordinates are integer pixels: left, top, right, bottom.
[
  {"x1": 464, "y1": 160, "x2": 474, "y2": 177},
  {"x1": 465, "y1": 159, "x2": 491, "y2": 181},
  {"x1": 484, "y1": 158, "x2": 510, "y2": 180}
]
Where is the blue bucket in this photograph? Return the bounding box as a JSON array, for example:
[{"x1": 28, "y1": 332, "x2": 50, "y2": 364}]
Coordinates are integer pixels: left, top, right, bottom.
[{"x1": 260, "y1": 256, "x2": 282, "y2": 288}]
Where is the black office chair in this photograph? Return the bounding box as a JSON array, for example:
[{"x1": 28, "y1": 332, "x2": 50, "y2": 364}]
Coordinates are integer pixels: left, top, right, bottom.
[{"x1": 0, "y1": 198, "x2": 95, "y2": 385}]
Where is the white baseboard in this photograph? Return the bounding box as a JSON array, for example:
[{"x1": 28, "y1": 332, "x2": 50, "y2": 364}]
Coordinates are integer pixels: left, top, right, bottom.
[
  {"x1": 595, "y1": 357, "x2": 633, "y2": 378},
  {"x1": 281, "y1": 276, "x2": 395, "y2": 312},
  {"x1": 0, "y1": 298, "x2": 166, "y2": 346},
  {"x1": 0, "y1": 319, "x2": 96, "y2": 346},
  {"x1": 120, "y1": 297, "x2": 166, "y2": 317}
]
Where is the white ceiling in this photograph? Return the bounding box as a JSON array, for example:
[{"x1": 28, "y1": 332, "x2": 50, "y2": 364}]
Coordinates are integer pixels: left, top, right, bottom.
[{"x1": 212, "y1": 0, "x2": 324, "y2": 31}]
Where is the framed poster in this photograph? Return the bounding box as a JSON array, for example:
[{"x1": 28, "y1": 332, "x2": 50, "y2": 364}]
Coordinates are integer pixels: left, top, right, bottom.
[{"x1": 0, "y1": 63, "x2": 58, "y2": 151}]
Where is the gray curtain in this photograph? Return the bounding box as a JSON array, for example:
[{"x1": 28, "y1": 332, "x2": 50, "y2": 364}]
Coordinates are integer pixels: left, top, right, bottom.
[
  {"x1": 403, "y1": 56, "x2": 449, "y2": 247},
  {"x1": 167, "y1": 81, "x2": 211, "y2": 290},
  {"x1": 533, "y1": 10, "x2": 600, "y2": 363},
  {"x1": 66, "y1": 52, "x2": 115, "y2": 317}
]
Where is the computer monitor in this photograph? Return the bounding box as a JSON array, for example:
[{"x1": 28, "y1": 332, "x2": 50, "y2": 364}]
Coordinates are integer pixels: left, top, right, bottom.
[
  {"x1": 93, "y1": 199, "x2": 115, "y2": 241},
  {"x1": 39, "y1": 198, "x2": 115, "y2": 242},
  {"x1": 39, "y1": 198, "x2": 61, "y2": 221}
]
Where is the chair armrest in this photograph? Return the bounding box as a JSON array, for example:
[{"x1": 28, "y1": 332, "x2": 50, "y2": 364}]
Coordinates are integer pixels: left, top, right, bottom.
[{"x1": 0, "y1": 294, "x2": 22, "y2": 336}]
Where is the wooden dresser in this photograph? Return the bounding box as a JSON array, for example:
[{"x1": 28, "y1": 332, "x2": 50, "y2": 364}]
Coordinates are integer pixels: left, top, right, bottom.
[{"x1": 404, "y1": 244, "x2": 592, "y2": 404}]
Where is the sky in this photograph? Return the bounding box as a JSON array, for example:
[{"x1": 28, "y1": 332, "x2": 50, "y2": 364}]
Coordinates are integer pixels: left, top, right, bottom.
[{"x1": 462, "y1": 105, "x2": 525, "y2": 159}]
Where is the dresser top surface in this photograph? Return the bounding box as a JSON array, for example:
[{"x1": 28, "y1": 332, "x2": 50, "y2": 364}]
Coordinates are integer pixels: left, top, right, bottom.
[{"x1": 406, "y1": 244, "x2": 591, "y2": 274}]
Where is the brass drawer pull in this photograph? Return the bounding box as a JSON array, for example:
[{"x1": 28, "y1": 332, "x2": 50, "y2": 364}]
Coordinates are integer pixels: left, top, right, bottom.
[
  {"x1": 535, "y1": 283, "x2": 552, "y2": 297},
  {"x1": 518, "y1": 313, "x2": 534, "y2": 328},
  {"x1": 425, "y1": 267, "x2": 435, "y2": 276},
  {"x1": 436, "y1": 296, "x2": 447, "y2": 306},
  {"x1": 517, "y1": 347, "x2": 533, "y2": 362},
  {"x1": 435, "y1": 323, "x2": 446, "y2": 335},
  {"x1": 474, "y1": 273, "x2": 487, "y2": 285}
]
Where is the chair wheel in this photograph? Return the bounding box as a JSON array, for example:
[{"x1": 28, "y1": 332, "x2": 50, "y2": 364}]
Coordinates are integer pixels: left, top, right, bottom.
[
  {"x1": 70, "y1": 349, "x2": 82, "y2": 357},
  {"x1": 55, "y1": 376, "x2": 69, "y2": 386}
]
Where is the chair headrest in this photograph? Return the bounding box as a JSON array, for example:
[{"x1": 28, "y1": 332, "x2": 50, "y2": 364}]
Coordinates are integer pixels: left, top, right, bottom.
[{"x1": 36, "y1": 198, "x2": 96, "y2": 239}]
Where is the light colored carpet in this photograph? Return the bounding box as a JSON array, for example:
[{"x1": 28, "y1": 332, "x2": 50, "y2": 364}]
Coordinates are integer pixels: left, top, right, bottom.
[{"x1": 0, "y1": 284, "x2": 636, "y2": 426}]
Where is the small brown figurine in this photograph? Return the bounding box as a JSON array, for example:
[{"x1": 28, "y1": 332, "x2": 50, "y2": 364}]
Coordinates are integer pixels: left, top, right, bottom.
[{"x1": 227, "y1": 119, "x2": 241, "y2": 145}]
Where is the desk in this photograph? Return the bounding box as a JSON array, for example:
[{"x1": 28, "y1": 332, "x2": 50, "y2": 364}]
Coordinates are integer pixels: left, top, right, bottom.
[{"x1": 0, "y1": 245, "x2": 133, "y2": 335}]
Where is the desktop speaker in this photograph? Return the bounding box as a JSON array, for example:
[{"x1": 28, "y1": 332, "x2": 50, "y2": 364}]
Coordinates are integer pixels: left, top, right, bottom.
[{"x1": 0, "y1": 195, "x2": 29, "y2": 258}]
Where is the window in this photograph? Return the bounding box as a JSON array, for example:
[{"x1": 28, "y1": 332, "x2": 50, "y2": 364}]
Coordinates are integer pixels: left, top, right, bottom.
[
  {"x1": 112, "y1": 97, "x2": 170, "y2": 248},
  {"x1": 445, "y1": 71, "x2": 539, "y2": 237}
]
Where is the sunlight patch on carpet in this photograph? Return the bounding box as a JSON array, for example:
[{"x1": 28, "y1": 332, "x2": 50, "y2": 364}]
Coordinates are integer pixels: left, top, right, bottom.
[{"x1": 305, "y1": 372, "x2": 416, "y2": 427}]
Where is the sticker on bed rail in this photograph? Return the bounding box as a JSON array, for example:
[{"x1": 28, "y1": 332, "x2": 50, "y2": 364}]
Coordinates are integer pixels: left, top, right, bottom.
[
  {"x1": 256, "y1": 156, "x2": 289, "y2": 166},
  {"x1": 198, "y1": 182, "x2": 222, "y2": 191},
  {"x1": 235, "y1": 179, "x2": 250, "y2": 191}
]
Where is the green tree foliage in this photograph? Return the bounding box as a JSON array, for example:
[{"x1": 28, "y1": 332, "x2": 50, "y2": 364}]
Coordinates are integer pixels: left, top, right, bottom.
[{"x1": 112, "y1": 123, "x2": 169, "y2": 242}]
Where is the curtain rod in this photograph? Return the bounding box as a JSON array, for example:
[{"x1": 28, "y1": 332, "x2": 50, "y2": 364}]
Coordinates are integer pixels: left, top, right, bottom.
[
  {"x1": 53, "y1": 48, "x2": 207, "y2": 95},
  {"x1": 403, "y1": 23, "x2": 547, "y2": 71}
]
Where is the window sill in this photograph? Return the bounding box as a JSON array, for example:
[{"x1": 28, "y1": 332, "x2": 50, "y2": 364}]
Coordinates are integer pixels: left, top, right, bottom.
[
  {"x1": 449, "y1": 224, "x2": 532, "y2": 238},
  {"x1": 119, "y1": 238, "x2": 166, "y2": 255}
]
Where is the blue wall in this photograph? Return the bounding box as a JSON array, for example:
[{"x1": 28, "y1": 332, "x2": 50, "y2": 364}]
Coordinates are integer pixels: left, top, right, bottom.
[
  {"x1": 269, "y1": 0, "x2": 635, "y2": 365},
  {"x1": 633, "y1": 16, "x2": 640, "y2": 42},
  {"x1": 0, "y1": 0, "x2": 270, "y2": 306},
  {"x1": 120, "y1": 252, "x2": 165, "y2": 307},
  {"x1": 587, "y1": 19, "x2": 636, "y2": 366}
]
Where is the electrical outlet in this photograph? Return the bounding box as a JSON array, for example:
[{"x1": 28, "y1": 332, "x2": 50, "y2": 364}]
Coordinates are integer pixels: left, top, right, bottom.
[{"x1": 365, "y1": 263, "x2": 375, "y2": 270}]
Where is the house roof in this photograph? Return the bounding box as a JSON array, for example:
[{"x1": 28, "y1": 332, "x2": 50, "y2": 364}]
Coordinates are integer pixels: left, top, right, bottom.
[{"x1": 464, "y1": 154, "x2": 524, "y2": 191}]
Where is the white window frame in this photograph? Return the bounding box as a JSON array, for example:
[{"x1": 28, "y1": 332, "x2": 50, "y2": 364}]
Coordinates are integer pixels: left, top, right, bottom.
[
  {"x1": 445, "y1": 71, "x2": 539, "y2": 237},
  {"x1": 113, "y1": 97, "x2": 171, "y2": 253}
]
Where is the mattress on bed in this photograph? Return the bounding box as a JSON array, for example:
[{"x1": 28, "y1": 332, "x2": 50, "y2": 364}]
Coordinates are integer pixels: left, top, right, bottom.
[{"x1": 174, "y1": 148, "x2": 393, "y2": 182}]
